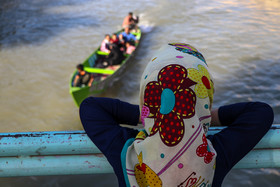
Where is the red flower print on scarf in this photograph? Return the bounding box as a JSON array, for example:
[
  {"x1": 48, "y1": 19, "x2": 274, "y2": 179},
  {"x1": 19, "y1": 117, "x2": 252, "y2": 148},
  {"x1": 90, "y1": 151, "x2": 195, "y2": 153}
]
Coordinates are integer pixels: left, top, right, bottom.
[
  {"x1": 144, "y1": 64, "x2": 197, "y2": 146},
  {"x1": 196, "y1": 134, "x2": 215, "y2": 164}
]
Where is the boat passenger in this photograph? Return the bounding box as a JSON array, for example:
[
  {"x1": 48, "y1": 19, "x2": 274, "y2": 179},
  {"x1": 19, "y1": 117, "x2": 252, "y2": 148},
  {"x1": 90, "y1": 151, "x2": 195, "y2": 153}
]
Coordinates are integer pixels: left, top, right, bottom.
[
  {"x1": 122, "y1": 12, "x2": 138, "y2": 30},
  {"x1": 73, "y1": 64, "x2": 94, "y2": 87},
  {"x1": 100, "y1": 34, "x2": 111, "y2": 53},
  {"x1": 125, "y1": 41, "x2": 136, "y2": 55},
  {"x1": 110, "y1": 33, "x2": 119, "y2": 45},
  {"x1": 121, "y1": 27, "x2": 138, "y2": 44},
  {"x1": 103, "y1": 43, "x2": 124, "y2": 67},
  {"x1": 80, "y1": 43, "x2": 274, "y2": 187},
  {"x1": 118, "y1": 34, "x2": 126, "y2": 52}
]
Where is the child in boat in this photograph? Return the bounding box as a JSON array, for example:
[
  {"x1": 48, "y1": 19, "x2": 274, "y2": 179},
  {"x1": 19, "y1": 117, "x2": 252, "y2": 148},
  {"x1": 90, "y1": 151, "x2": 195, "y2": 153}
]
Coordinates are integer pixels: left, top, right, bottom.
[
  {"x1": 79, "y1": 43, "x2": 274, "y2": 187},
  {"x1": 100, "y1": 34, "x2": 111, "y2": 53},
  {"x1": 125, "y1": 41, "x2": 136, "y2": 55}
]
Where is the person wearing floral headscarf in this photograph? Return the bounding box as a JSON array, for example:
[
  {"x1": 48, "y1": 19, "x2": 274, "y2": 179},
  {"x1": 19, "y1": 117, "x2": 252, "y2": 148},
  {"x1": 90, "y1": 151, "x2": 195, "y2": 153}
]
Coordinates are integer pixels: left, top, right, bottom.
[{"x1": 80, "y1": 43, "x2": 274, "y2": 187}]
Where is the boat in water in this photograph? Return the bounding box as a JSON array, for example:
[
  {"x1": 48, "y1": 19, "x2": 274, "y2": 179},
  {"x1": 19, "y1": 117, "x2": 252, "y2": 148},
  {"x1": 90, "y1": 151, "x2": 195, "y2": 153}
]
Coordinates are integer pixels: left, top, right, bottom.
[{"x1": 69, "y1": 29, "x2": 142, "y2": 107}]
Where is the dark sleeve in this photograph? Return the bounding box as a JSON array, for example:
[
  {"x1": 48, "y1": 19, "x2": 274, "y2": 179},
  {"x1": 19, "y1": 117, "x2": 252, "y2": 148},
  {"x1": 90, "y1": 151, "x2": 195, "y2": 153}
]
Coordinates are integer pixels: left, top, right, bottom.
[
  {"x1": 218, "y1": 102, "x2": 274, "y2": 127},
  {"x1": 81, "y1": 97, "x2": 139, "y2": 126},
  {"x1": 79, "y1": 97, "x2": 140, "y2": 187},
  {"x1": 208, "y1": 102, "x2": 274, "y2": 187},
  {"x1": 217, "y1": 102, "x2": 274, "y2": 163},
  {"x1": 79, "y1": 97, "x2": 140, "y2": 153}
]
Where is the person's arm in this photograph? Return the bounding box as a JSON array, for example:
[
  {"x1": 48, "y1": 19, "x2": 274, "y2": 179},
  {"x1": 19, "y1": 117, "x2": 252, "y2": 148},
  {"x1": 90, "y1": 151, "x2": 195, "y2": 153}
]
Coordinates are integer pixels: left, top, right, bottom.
[
  {"x1": 210, "y1": 108, "x2": 222, "y2": 126},
  {"x1": 80, "y1": 97, "x2": 140, "y2": 128},
  {"x1": 87, "y1": 74, "x2": 94, "y2": 87},
  {"x1": 129, "y1": 18, "x2": 134, "y2": 25},
  {"x1": 131, "y1": 34, "x2": 138, "y2": 43},
  {"x1": 79, "y1": 97, "x2": 140, "y2": 187},
  {"x1": 218, "y1": 102, "x2": 274, "y2": 128},
  {"x1": 208, "y1": 102, "x2": 274, "y2": 186},
  {"x1": 211, "y1": 102, "x2": 274, "y2": 127},
  {"x1": 100, "y1": 40, "x2": 105, "y2": 51},
  {"x1": 73, "y1": 75, "x2": 79, "y2": 87},
  {"x1": 100, "y1": 41, "x2": 110, "y2": 53}
]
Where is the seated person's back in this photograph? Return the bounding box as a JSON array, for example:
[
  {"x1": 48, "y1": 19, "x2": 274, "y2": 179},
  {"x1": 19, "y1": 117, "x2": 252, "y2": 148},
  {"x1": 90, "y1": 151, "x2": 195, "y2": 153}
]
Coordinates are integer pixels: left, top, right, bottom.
[
  {"x1": 121, "y1": 27, "x2": 137, "y2": 43},
  {"x1": 106, "y1": 44, "x2": 124, "y2": 66}
]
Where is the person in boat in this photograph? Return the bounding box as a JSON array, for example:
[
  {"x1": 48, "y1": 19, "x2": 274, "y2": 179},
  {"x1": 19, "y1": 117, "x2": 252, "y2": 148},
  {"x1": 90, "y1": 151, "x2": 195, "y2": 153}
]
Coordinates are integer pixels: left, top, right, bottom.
[
  {"x1": 121, "y1": 27, "x2": 138, "y2": 45},
  {"x1": 118, "y1": 33, "x2": 126, "y2": 52},
  {"x1": 79, "y1": 43, "x2": 274, "y2": 187},
  {"x1": 73, "y1": 64, "x2": 93, "y2": 87},
  {"x1": 102, "y1": 43, "x2": 124, "y2": 67},
  {"x1": 110, "y1": 33, "x2": 119, "y2": 45},
  {"x1": 95, "y1": 38, "x2": 123, "y2": 69},
  {"x1": 122, "y1": 12, "x2": 139, "y2": 30},
  {"x1": 125, "y1": 41, "x2": 136, "y2": 55},
  {"x1": 100, "y1": 34, "x2": 111, "y2": 53}
]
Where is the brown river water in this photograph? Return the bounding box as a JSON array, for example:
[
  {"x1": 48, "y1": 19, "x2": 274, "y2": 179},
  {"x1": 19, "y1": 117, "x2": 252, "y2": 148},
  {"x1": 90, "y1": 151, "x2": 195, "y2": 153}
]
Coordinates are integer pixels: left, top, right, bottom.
[{"x1": 0, "y1": 0, "x2": 280, "y2": 186}]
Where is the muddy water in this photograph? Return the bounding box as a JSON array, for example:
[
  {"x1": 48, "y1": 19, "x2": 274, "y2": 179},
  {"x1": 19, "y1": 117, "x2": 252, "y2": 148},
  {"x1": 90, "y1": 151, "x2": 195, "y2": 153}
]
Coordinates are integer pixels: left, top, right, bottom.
[{"x1": 0, "y1": 0, "x2": 280, "y2": 186}]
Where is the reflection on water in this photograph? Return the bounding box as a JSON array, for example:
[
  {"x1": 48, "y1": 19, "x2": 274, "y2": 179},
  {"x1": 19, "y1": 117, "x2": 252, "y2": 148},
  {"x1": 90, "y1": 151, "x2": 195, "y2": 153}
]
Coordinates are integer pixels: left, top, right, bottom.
[{"x1": 0, "y1": 0, "x2": 280, "y2": 186}]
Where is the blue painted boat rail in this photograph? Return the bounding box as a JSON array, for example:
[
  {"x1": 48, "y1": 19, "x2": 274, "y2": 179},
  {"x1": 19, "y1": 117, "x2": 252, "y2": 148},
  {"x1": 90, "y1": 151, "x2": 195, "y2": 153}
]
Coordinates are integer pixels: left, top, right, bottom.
[{"x1": 0, "y1": 125, "x2": 279, "y2": 177}]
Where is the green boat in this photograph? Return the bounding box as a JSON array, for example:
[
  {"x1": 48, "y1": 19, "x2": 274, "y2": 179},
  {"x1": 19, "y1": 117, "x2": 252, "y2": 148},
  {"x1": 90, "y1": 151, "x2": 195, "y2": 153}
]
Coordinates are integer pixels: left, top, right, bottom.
[{"x1": 69, "y1": 29, "x2": 142, "y2": 107}]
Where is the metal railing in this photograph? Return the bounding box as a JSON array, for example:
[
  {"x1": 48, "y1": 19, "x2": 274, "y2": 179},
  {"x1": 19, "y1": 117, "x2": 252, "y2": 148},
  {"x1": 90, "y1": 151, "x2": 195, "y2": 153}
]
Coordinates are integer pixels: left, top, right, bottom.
[{"x1": 0, "y1": 125, "x2": 279, "y2": 177}]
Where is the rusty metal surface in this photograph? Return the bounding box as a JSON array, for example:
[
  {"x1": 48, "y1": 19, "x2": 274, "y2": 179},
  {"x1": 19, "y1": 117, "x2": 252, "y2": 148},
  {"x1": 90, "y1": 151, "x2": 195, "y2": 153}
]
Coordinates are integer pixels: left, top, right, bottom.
[{"x1": 0, "y1": 131, "x2": 101, "y2": 156}]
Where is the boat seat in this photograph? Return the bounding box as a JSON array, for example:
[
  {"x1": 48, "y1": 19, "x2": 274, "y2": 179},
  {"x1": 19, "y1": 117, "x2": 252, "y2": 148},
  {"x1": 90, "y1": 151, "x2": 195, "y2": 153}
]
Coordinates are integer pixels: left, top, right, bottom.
[{"x1": 97, "y1": 51, "x2": 109, "y2": 56}]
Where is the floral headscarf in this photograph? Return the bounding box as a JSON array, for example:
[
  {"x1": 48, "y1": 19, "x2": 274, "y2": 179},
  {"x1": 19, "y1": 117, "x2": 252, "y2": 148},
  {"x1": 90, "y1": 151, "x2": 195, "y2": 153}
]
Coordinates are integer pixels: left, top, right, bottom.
[{"x1": 123, "y1": 43, "x2": 216, "y2": 187}]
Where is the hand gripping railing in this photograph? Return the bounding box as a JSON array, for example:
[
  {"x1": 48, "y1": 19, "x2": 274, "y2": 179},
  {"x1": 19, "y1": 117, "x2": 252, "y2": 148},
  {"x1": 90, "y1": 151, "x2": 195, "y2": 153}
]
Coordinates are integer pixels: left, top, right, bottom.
[{"x1": 0, "y1": 125, "x2": 279, "y2": 177}]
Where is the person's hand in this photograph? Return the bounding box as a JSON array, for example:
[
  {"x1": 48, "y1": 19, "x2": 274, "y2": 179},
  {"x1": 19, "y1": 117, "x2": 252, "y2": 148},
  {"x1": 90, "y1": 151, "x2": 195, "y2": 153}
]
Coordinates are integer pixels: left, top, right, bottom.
[
  {"x1": 102, "y1": 61, "x2": 108, "y2": 66},
  {"x1": 211, "y1": 108, "x2": 222, "y2": 126}
]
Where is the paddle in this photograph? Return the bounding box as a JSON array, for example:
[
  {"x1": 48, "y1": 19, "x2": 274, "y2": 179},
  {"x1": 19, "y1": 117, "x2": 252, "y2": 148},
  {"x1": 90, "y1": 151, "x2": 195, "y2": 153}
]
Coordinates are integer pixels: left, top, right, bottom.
[{"x1": 84, "y1": 67, "x2": 115, "y2": 75}]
